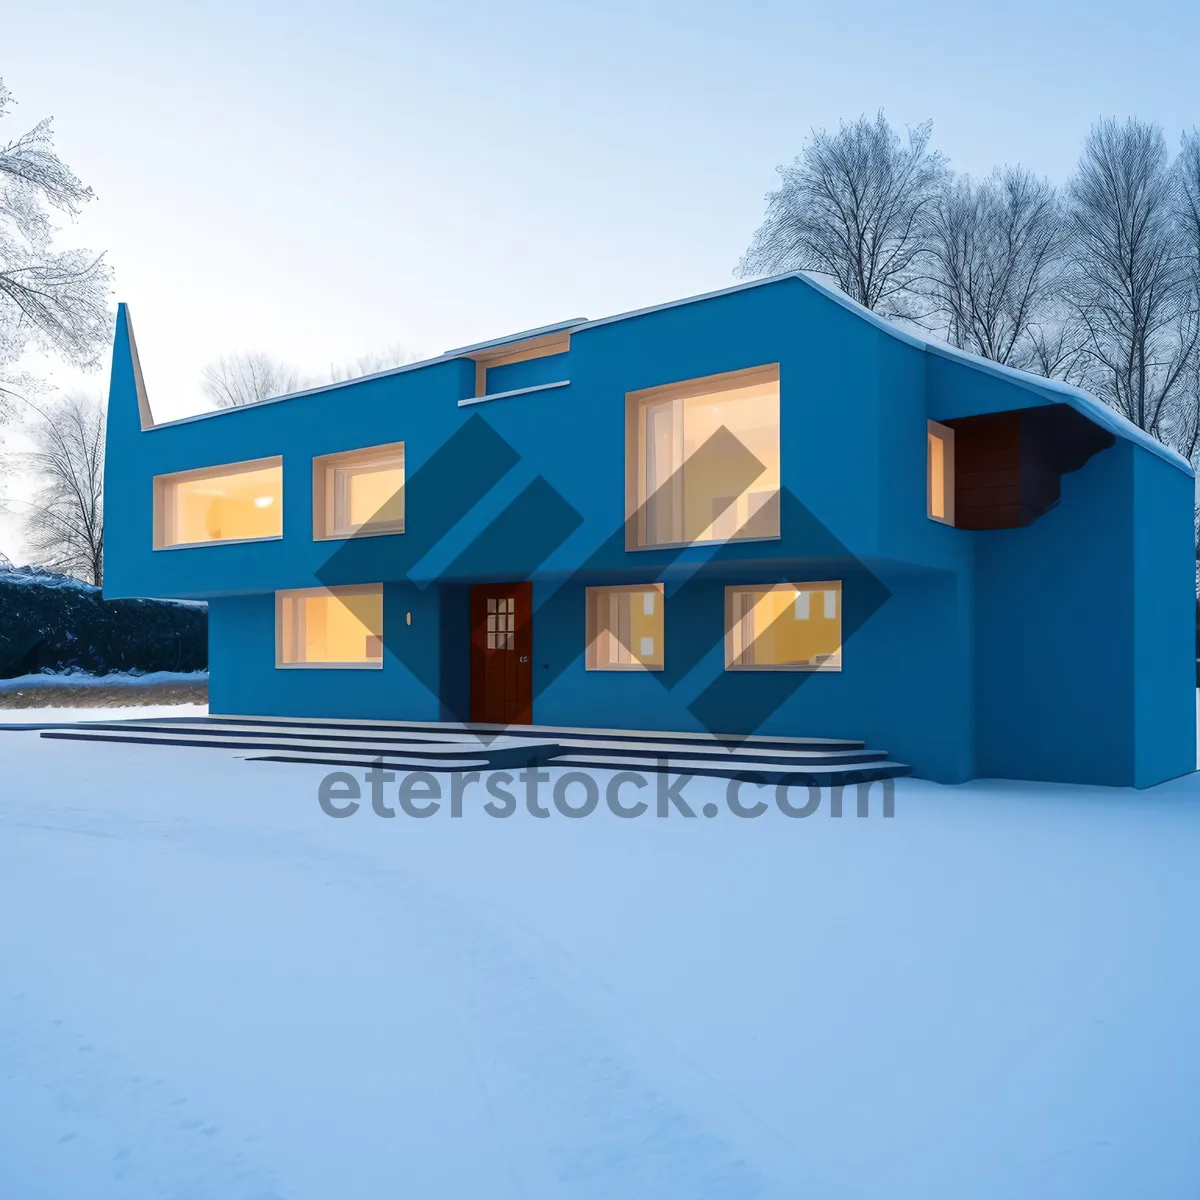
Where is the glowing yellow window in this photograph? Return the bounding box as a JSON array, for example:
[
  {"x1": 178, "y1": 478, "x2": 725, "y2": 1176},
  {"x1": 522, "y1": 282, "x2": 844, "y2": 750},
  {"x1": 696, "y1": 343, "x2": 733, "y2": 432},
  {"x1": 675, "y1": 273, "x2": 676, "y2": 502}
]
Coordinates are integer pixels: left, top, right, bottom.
[
  {"x1": 927, "y1": 420, "x2": 955, "y2": 525},
  {"x1": 586, "y1": 585, "x2": 665, "y2": 670},
  {"x1": 725, "y1": 582, "x2": 842, "y2": 671},
  {"x1": 154, "y1": 457, "x2": 283, "y2": 548},
  {"x1": 626, "y1": 365, "x2": 780, "y2": 549},
  {"x1": 313, "y1": 442, "x2": 405, "y2": 539},
  {"x1": 276, "y1": 585, "x2": 384, "y2": 668}
]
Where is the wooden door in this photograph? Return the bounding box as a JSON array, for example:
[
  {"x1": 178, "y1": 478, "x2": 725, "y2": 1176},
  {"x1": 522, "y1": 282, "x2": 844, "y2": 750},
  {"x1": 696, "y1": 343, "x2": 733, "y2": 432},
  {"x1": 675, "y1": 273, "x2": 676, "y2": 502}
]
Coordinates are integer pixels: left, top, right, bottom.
[{"x1": 470, "y1": 583, "x2": 533, "y2": 724}]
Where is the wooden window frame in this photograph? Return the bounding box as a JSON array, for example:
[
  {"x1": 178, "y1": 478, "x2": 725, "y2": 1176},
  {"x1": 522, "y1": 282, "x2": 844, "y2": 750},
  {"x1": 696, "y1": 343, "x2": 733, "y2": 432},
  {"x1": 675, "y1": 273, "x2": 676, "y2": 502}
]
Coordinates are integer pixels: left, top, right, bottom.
[
  {"x1": 724, "y1": 581, "x2": 843, "y2": 672},
  {"x1": 585, "y1": 584, "x2": 665, "y2": 671},
  {"x1": 927, "y1": 420, "x2": 956, "y2": 526},
  {"x1": 152, "y1": 455, "x2": 283, "y2": 550},
  {"x1": 470, "y1": 332, "x2": 571, "y2": 398},
  {"x1": 624, "y1": 364, "x2": 781, "y2": 551},
  {"x1": 312, "y1": 442, "x2": 406, "y2": 541},
  {"x1": 275, "y1": 584, "x2": 385, "y2": 670}
]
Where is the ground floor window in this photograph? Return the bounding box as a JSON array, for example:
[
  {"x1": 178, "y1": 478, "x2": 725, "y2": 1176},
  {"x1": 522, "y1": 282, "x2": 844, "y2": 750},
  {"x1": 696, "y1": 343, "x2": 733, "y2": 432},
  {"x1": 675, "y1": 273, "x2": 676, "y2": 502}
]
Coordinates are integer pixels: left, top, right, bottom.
[
  {"x1": 725, "y1": 582, "x2": 842, "y2": 670},
  {"x1": 586, "y1": 584, "x2": 665, "y2": 670},
  {"x1": 276, "y1": 585, "x2": 383, "y2": 668}
]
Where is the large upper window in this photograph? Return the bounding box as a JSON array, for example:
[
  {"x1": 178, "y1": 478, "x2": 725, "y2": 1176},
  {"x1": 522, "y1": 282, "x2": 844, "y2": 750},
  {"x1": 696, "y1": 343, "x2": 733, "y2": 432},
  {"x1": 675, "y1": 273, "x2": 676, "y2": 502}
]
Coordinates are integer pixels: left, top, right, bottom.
[
  {"x1": 586, "y1": 585, "x2": 664, "y2": 670},
  {"x1": 276, "y1": 585, "x2": 383, "y2": 668},
  {"x1": 154, "y1": 457, "x2": 282, "y2": 549},
  {"x1": 313, "y1": 442, "x2": 405, "y2": 540},
  {"x1": 927, "y1": 420, "x2": 955, "y2": 525},
  {"x1": 725, "y1": 582, "x2": 841, "y2": 671},
  {"x1": 626, "y1": 365, "x2": 780, "y2": 549}
]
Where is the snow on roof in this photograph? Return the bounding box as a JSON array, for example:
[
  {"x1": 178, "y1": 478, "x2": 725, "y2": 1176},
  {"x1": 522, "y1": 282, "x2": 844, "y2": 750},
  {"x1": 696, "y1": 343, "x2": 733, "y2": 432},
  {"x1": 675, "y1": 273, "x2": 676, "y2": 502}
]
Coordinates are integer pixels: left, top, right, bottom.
[
  {"x1": 787, "y1": 271, "x2": 1195, "y2": 478},
  {"x1": 442, "y1": 318, "x2": 589, "y2": 358},
  {"x1": 135, "y1": 272, "x2": 1195, "y2": 476}
]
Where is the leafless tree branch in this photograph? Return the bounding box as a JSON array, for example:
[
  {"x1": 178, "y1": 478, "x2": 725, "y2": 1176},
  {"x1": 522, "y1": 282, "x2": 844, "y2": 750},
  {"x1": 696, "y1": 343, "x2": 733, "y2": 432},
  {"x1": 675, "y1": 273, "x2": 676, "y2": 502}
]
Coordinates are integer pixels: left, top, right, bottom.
[
  {"x1": 0, "y1": 80, "x2": 113, "y2": 413},
  {"x1": 737, "y1": 111, "x2": 948, "y2": 318},
  {"x1": 2, "y1": 392, "x2": 105, "y2": 584},
  {"x1": 200, "y1": 351, "x2": 302, "y2": 408}
]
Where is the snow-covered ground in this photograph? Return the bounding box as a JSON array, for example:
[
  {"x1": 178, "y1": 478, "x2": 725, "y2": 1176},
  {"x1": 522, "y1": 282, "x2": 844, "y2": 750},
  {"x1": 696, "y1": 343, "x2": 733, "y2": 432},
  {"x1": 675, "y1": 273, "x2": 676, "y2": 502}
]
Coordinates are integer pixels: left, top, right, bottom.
[
  {"x1": 0, "y1": 703, "x2": 209, "y2": 725},
  {"x1": 0, "y1": 673, "x2": 207, "y2": 718},
  {"x1": 0, "y1": 671, "x2": 207, "y2": 693},
  {"x1": 1, "y1": 728, "x2": 1198, "y2": 1199}
]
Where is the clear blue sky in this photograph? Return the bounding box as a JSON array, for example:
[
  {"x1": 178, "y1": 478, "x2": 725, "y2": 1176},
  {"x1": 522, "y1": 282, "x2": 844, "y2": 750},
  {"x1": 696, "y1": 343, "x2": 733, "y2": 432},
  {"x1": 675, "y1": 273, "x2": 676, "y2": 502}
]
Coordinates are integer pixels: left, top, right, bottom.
[{"x1": 6, "y1": 0, "x2": 1200, "y2": 424}]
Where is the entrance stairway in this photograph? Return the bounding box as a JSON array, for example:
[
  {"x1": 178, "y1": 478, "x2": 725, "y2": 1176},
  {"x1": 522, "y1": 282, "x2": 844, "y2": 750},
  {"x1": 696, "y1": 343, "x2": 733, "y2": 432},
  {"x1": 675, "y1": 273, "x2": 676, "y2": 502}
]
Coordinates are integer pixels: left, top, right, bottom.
[{"x1": 30, "y1": 715, "x2": 911, "y2": 786}]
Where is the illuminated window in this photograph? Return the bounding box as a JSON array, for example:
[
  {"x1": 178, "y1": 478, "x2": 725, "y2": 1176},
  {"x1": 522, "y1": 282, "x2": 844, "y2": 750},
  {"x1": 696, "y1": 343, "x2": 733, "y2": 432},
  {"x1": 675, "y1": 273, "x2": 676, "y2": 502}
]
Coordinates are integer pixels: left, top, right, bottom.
[
  {"x1": 726, "y1": 582, "x2": 841, "y2": 671},
  {"x1": 626, "y1": 365, "x2": 780, "y2": 549},
  {"x1": 928, "y1": 420, "x2": 955, "y2": 525},
  {"x1": 586, "y1": 584, "x2": 665, "y2": 670},
  {"x1": 313, "y1": 442, "x2": 405, "y2": 539},
  {"x1": 276, "y1": 585, "x2": 384, "y2": 668},
  {"x1": 154, "y1": 457, "x2": 282, "y2": 548}
]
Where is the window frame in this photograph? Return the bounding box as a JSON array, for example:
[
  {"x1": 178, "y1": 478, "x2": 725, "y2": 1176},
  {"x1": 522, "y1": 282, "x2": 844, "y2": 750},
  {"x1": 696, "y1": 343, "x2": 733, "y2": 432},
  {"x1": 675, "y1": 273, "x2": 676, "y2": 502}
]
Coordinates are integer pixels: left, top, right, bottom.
[
  {"x1": 927, "y1": 420, "x2": 956, "y2": 526},
  {"x1": 724, "y1": 581, "x2": 843, "y2": 672},
  {"x1": 470, "y1": 331, "x2": 571, "y2": 398},
  {"x1": 153, "y1": 455, "x2": 284, "y2": 551},
  {"x1": 585, "y1": 583, "x2": 665, "y2": 672},
  {"x1": 624, "y1": 364, "x2": 781, "y2": 552},
  {"x1": 312, "y1": 441, "x2": 406, "y2": 541},
  {"x1": 275, "y1": 584, "x2": 385, "y2": 670}
]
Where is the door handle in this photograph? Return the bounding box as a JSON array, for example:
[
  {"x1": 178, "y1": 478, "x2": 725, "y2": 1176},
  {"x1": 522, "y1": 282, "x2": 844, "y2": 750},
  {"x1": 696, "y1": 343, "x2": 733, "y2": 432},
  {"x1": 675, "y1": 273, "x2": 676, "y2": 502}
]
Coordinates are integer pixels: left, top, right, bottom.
[{"x1": 520, "y1": 655, "x2": 529, "y2": 662}]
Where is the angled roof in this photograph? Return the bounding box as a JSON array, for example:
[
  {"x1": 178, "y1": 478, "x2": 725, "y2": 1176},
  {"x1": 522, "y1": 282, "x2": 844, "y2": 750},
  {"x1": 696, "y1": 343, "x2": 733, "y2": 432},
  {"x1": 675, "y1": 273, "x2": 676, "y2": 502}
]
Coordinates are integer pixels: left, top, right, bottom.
[
  {"x1": 789, "y1": 271, "x2": 1194, "y2": 477},
  {"x1": 122, "y1": 272, "x2": 1196, "y2": 476},
  {"x1": 442, "y1": 318, "x2": 588, "y2": 358}
]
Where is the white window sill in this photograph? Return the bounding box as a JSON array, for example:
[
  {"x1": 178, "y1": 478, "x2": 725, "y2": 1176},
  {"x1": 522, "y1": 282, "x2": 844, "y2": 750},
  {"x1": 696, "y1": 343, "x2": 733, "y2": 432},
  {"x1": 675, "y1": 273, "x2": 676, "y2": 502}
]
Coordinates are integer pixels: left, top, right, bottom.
[
  {"x1": 156, "y1": 534, "x2": 283, "y2": 551},
  {"x1": 458, "y1": 380, "x2": 570, "y2": 408},
  {"x1": 275, "y1": 661, "x2": 384, "y2": 671}
]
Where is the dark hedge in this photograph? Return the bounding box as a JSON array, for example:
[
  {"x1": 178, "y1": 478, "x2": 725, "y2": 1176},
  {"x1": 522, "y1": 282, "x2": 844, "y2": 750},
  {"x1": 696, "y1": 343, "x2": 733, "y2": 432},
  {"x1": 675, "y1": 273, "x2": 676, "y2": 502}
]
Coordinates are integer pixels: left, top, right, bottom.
[{"x1": 0, "y1": 567, "x2": 207, "y2": 679}]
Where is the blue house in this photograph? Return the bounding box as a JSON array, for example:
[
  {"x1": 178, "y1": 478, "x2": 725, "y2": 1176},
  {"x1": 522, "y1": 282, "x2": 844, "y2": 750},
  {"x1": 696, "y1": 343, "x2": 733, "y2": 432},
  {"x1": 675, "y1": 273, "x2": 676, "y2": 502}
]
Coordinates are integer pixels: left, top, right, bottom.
[{"x1": 103, "y1": 273, "x2": 1197, "y2": 787}]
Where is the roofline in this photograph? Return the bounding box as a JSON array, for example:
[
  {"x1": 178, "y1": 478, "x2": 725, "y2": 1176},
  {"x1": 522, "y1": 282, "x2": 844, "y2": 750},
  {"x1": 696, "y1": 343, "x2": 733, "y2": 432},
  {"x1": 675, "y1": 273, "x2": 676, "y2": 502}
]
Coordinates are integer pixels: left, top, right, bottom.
[
  {"x1": 126, "y1": 270, "x2": 1197, "y2": 476},
  {"x1": 788, "y1": 270, "x2": 1194, "y2": 477},
  {"x1": 442, "y1": 317, "x2": 588, "y2": 357}
]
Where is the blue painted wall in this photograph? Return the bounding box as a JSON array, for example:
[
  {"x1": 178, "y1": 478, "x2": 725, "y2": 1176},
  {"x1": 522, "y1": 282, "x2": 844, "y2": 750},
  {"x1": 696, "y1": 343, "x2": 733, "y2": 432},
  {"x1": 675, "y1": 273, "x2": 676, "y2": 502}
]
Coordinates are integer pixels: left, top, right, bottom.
[
  {"x1": 104, "y1": 275, "x2": 1196, "y2": 787},
  {"x1": 974, "y1": 443, "x2": 1135, "y2": 784},
  {"x1": 1132, "y1": 451, "x2": 1197, "y2": 787}
]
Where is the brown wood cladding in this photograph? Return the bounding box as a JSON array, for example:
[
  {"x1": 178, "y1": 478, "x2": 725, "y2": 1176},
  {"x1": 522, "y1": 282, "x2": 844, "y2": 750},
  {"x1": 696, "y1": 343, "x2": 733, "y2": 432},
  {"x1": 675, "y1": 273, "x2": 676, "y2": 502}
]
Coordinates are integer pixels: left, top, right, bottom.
[{"x1": 944, "y1": 405, "x2": 1115, "y2": 530}]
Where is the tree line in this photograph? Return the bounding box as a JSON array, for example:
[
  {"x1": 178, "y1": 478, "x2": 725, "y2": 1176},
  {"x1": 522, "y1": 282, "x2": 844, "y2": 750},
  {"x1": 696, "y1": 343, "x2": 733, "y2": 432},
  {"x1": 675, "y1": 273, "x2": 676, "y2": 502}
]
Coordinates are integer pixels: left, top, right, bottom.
[
  {"x1": 4, "y1": 77, "x2": 1200, "y2": 584},
  {"x1": 738, "y1": 111, "x2": 1200, "y2": 464}
]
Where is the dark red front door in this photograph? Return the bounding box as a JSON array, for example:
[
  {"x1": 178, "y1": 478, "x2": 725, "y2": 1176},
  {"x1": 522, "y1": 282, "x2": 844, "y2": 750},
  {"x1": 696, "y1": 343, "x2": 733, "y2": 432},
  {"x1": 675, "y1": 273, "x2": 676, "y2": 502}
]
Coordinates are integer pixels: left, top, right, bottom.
[{"x1": 470, "y1": 583, "x2": 533, "y2": 725}]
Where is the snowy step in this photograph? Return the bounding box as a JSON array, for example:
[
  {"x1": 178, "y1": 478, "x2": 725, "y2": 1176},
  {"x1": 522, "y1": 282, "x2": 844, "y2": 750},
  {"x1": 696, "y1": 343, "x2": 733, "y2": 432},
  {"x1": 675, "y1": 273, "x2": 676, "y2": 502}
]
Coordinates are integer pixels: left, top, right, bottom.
[
  {"x1": 38, "y1": 728, "x2": 554, "y2": 770},
  {"x1": 46, "y1": 721, "x2": 889, "y2": 767},
  {"x1": 541, "y1": 738, "x2": 888, "y2": 767},
  {"x1": 32, "y1": 717, "x2": 910, "y2": 782},
  {"x1": 549, "y1": 754, "x2": 911, "y2": 786},
  {"x1": 191, "y1": 715, "x2": 868, "y2": 753}
]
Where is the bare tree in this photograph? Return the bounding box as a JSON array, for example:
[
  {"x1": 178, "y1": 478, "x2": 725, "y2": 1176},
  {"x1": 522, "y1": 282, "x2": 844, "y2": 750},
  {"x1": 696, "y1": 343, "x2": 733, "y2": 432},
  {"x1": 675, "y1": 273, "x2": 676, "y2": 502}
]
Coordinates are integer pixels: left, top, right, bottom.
[
  {"x1": 2, "y1": 393, "x2": 105, "y2": 584},
  {"x1": 1170, "y1": 129, "x2": 1200, "y2": 463},
  {"x1": 1022, "y1": 309, "x2": 1090, "y2": 383},
  {"x1": 328, "y1": 343, "x2": 417, "y2": 383},
  {"x1": 0, "y1": 79, "x2": 112, "y2": 413},
  {"x1": 737, "y1": 111, "x2": 948, "y2": 317},
  {"x1": 1066, "y1": 118, "x2": 1197, "y2": 441},
  {"x1": 927, "y1": 167, "x2": 1069, "y2": 368},
  {"x1": 200, "y1": 351, "x2": 301, "y2": 408}
]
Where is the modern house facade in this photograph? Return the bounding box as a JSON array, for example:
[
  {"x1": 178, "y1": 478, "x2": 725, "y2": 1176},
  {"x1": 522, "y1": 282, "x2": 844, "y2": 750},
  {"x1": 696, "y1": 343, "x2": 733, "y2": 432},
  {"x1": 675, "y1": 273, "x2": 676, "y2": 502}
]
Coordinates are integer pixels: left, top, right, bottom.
[{"x1": 103, "y1": 273, "x2": 1197, "y2": 787}]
